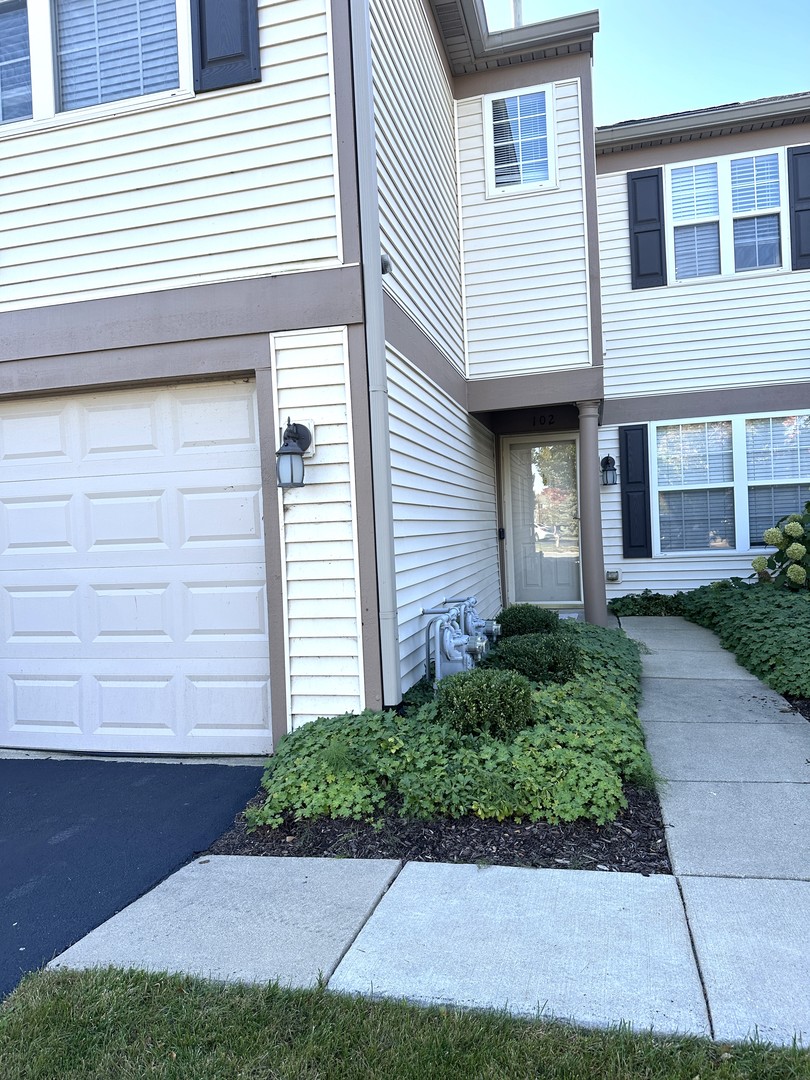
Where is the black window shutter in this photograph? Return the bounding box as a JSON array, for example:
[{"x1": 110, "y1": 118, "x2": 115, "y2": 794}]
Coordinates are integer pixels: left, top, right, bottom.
[
  {"x1": 191, "y1": 0, "x2": 261, "y2": 93},
  {"x1": 627, "y1": 169, "x2": 667, "y2": 289},
  {"x1": 788, "y1": 145, "x2": 810, "y2": 271},
  {"x1": 619, "y1": 425, "x2": 652, "y2": 559}
]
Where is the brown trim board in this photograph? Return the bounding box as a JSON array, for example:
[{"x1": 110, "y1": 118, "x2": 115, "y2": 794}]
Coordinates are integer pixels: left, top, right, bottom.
[
  {"x1": 346, "y1": 322, "x2": 384, "y2": 711},
  {"x1": 0, "y1": 336, "x2": 271, "y2": 399},
  {"x1": 0, "y1": 267, "x2": 364, "y2": 363},
  {"x1": 603, "y1": 383, "x2": 810, "y2": 426},
  {"x1": 577, "y1": 62, "x2": 604, "y2": 371},
  {"x1": 467, "y1": 366, "x2": 603, "y2": 413},
  {"x1": 330, "y1": 0, "x2": 362, "y2": 267},
  {"x1": 383, "y1": 292, "x2": 467, "y2": 408},
  {"x1": 596, "y1": 122, "x2": 810, "y2": 175},
  {"x1": 254, "y1": 367, "x2": 291, "y2": 748}
]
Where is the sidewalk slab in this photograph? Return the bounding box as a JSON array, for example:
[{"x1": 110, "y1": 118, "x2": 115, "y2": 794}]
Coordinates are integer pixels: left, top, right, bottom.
[
  {"x1": 50, "y1": 856, "x2": 400, "y2": 988},
  {"x1": 639, "y1": 679, "x2": 803, "y2": 725},
  {"x1": 681, "y1": 877, "x2": 810, "y2": 1046},
  {"x1": 659, "y1": 783, "x2": 810, "y2": 879},
  {"x1": 644, "y1": 722, "x2": 810, "y2": 782},
  {"x1": 622, "y1": 627, "x2": 724, "y2": 652},
  {"x1": 640, "y1": 650, "x2": 758, "y2": 680},
  {"x1": 620, "y1": 617, "x2": 699, "y2": 631},
  {"x1": 329, "y1": 863, "x2": 709, "y2": 1037}
]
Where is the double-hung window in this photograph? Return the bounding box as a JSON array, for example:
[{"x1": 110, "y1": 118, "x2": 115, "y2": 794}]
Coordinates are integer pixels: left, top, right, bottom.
[
  {"x1": 627, "y1": 144, "x2": 810, "y2": 287},
  {"x1": 649, "y1": 412, "x2": 810, "y2": 554},
  {"x1": 668, "y1": 152, "x2": 786, "y2": 280},
  {"x1": 484, "y1": 83, "x2": 557, "y2": 197},
  {"x1": 0, "y1": 0, "x2": 185, "y2": 125}
]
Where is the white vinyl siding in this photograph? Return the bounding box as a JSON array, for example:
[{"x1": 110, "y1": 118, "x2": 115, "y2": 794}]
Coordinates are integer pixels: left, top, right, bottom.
[
  {"x1": 272, "y1": 329, "x2": 364, "y2": 730},
  {"x1": 369, "y1": 0, "x2": 464, "y2": 369},
  {"x1": 0, "y1": 0, "x2": 340, "y2": 312},
  {"x1": 598, "y1": 154, "x2": 810, "y2": 398},
  {"x1": 387, "y1": 347, "x2": 501, "y2": 693},
  {"x1": 460, "y1": 79, "x2": 591, "y2": 379}
]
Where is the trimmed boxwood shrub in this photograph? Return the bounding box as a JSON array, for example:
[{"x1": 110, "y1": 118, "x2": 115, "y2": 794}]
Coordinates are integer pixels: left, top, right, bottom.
[
  {"x1": 496, "y1": 603, "x2": 560, "y2": 638},
  {"x1": 483, "y1": 631, "x2": 581, "y2": 685},
  {"x1": 434, "y1": 667, "x2": 534, "y2": 740}
]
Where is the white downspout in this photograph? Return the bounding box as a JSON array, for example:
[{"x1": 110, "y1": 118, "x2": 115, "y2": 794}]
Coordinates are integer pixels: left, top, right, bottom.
[{"x1": 349, "y1": 0, "x2": 401, "y2": 705}]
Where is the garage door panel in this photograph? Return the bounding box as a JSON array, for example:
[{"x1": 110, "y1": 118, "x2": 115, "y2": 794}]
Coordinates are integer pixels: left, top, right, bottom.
[{"x1": 0, "y1": 381, "x2": 272, "y2": 755}]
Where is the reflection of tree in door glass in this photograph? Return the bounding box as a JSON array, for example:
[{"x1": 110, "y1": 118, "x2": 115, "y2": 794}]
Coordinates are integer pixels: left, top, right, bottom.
[{"x1": 532, "y1": 442, "x2": 578, "y2": 550}]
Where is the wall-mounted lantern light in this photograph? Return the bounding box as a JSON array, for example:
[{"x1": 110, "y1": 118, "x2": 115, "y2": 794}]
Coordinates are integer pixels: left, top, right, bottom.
[
  {"x1": 600, "y1": 455, "x2": 617, "y2": 486},
  {"x1": 276, "y1": 419, "x2": 312, "y2": 488}
]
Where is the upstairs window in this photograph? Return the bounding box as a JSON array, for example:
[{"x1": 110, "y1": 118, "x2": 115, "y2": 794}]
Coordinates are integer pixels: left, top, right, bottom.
[
  {"x1": 484, "y1": 83, "x2": 557, "y2": 197},
  {"x1": 669, "y1": 152, "x2": 785, "y2": 280},
  {"x1": 0, "y1": 1, "x2": 31, "y2": 123},
  {"x1": 0, "y1": 0, "x2": 260, "y2": 129},
  {"x1": 627, "y1": 145, "x2": 810, "y2": 288}
]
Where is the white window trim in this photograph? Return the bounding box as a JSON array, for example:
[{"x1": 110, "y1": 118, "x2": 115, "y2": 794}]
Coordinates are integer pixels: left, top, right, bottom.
[
  {"x1": 482, "y1": 81, "x2": 558, "y2": 200},
  {"x1": 0, "y1": 0, "x2": 193, "y2": 139},
  {"x1": 650, "y1": 409, "x2": 810, "y2": 557},
  {"x1": 662, "y1": 149, "x2": 791, "y2": 284}
]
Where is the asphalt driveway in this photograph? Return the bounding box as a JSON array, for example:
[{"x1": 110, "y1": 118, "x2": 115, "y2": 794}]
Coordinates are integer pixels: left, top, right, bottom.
[{"x1": 0, "y1": 757, "x2": 263, "y2": 999}]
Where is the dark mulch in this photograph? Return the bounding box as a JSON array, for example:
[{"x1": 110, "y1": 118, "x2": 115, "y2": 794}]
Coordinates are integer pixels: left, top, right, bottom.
[
  {"x1": 207, "y1": 786, "x2": 671, "y2": 875},
  {"x1": 785, "y1": 695, "x2": 810, "y2": 722}
]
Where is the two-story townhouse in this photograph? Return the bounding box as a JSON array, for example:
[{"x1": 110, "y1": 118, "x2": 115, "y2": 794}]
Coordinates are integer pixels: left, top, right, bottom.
[
  {"x1": 0, "y1": 0, "x2": 610, "y2": 757},
  {"x1": 596, "y1": 95, "x2": 810, "y2": 598}
]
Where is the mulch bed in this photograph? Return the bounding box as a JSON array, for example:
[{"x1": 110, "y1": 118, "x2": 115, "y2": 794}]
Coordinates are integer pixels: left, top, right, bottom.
[
  {"x1": 207, "y1": 785, "x2": 672, "y2": 876},
  {"x1": 785, "y1": 695, "x2": 810, "y2": 722}
]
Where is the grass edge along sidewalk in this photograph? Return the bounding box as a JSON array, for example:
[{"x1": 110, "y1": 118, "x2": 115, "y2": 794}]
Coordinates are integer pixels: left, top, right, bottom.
[{"x1": 1, "y1": 969, "x2": 808, "y2": 1080}]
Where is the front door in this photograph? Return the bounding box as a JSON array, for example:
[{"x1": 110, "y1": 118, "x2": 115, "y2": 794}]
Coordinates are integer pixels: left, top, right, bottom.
[{"x1": 503, "y1": 436, "x2": 582, "y2": 606}]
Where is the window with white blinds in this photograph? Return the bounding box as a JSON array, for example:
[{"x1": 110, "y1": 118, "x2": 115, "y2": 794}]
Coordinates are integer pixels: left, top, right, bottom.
[
  {"x1": 652, "y1": 412, "x2": 810, "y2": 554},
  {"x1": 0, "y1": 0, "x2": 32, "y2": 124},
  {"x1": 55, "y1": 0, "x2": 178, "y2": 112},
  {"x1": 746, "y1": 415, "x2": 810, "y2": 542},
  {"x1": 485, "y1": 83, "x2": 557, "y2": 197},
  {"x1": 0, "y1": 0, "x2": 185, "y2": 126},
  {"x1": 655, "y1": 422, "x2": 735, "y2": 551},
  {"x1": 668, "y1": 152, "x2": 786, "y2": 280}
]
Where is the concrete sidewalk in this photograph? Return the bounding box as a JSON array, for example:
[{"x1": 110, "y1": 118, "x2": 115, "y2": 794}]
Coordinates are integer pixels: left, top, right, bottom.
[{"x1": 49, "y1": 617, "x2": 810, "y2": 1047}]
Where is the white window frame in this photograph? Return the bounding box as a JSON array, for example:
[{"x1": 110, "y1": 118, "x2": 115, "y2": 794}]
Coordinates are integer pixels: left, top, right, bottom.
[
  {"x1": 649, "y1": 409, "x2": 810, "y2": 557},
  {"x1": 483, "y1": 82, "x2": 558, "y2": 200},
  {"x1": 0, "y1": 0, "x2": 193, "y2": 137},
  {"x1": 663, "y1": 149, "x2": 791, "y2": 283}
]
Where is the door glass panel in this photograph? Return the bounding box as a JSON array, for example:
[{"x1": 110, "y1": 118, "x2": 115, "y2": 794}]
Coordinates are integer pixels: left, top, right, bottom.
[{"x1": 508, "y1": 439, "x2": 581, "y2": 604}]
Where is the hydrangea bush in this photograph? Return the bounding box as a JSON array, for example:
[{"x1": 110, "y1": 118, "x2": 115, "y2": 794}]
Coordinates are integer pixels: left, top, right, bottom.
[{"x1": 752, "y1": 501, "x2": 810, "y2": 590}]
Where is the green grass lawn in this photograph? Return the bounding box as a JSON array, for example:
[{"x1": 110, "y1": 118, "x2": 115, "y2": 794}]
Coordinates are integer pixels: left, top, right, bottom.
[{"x1": 1, "y1": 968, "x2": 808, "y2": 1080}]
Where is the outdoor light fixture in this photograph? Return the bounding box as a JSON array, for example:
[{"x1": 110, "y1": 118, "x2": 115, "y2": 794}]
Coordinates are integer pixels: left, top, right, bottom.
[
  {"x1": 600, "y1": 455, "x2": 617, "y2": 486},
  {"x1": 276, "y1": 419, "x2": 312, "y2": 488}
]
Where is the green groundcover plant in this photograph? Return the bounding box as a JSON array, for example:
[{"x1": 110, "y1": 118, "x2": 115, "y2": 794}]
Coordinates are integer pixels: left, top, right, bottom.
[
  {"x1": 608, "y1": 589, "x2": 688, "y2": 616},
  {"x1": 246, "y1": 621, "x2": 650, "y2": 830},
  {"x1": 682, "y1": 579, "x2": 810, "y2": 697}
]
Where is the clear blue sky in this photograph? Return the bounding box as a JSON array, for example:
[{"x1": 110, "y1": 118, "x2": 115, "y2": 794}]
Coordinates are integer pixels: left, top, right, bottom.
[{"x1": 483, "y1": 1, "x2": 810, "y2": 126}]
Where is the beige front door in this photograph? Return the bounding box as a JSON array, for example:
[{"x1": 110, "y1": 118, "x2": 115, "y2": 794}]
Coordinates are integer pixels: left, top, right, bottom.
[{"x1": 503, "y1": 436, "x2": 582, "y2": 605}]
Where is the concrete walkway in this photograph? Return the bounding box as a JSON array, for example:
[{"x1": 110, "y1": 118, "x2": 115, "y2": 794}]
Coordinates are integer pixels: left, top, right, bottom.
[{"x1": 48, "y1": 618, "x2": 810, "y2": 1047}]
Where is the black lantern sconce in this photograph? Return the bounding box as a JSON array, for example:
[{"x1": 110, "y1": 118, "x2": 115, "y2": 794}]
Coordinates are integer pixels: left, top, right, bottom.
[
  {"x1": 276, "y1": 419, "x2": 312, "y2": 488},
  {"x1": 600, "y1": 455, "x2": 618, "y2": 486}
]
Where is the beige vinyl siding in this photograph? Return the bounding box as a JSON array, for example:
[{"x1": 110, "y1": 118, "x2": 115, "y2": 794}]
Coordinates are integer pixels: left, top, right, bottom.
[
  {"x1": 598, "y1": 165, "x2": 810, "y2": 398},
  {"x1": 387, "y1": 347, "x2": 501, "y2": 691},
  {"x1": 459, "y1": 79, "x2": 591, "y2": 379},
  {"x1": 0, "y1": 0, "x2": 339, "y2": 312},
  {"x1": 369, "y1": 0, "x2": 464, "y2": 369},
  {"x1": 599, "y1": 425, "x2": 764, "y2": 598},
  {"x1": 273, "y1": 329, "x2": 364, "y2": 729}
]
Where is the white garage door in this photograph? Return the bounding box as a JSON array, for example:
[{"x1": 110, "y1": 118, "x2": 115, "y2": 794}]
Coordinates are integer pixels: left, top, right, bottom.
[{"x1": 0, "y1": 381, "x2": 273, "y2": 755}]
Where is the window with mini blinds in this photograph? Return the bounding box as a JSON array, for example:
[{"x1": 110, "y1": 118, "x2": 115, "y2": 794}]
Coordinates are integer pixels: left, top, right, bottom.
[
  {"x1": 627, "y1": 144, "x2": 810, "y2": 287},
  {"x1": 484, "y1": 83, "x2": 557, "y2": 197},
  {"x1": 652, "y1": 413, "x2": 810, "y2": 555},
  {"x1": 0, "y1": 0, "x2": 260, "y2": 126}
]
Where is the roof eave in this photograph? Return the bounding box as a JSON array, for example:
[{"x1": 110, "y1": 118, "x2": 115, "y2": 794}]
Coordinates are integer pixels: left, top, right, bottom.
[{"x1": 596, "y1": 93, "x2": 810, "y2": 154}]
